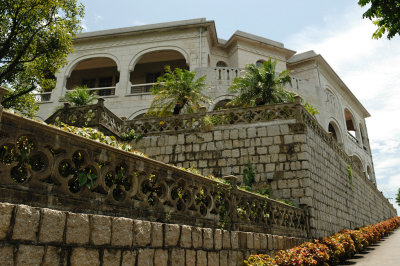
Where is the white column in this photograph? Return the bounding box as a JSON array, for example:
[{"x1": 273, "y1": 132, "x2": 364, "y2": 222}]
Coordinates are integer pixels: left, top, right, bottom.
[
  {"x1": 52, "y1": 69, "x2": 68, "y2": 101},
  {"x1": 115, "y1": 61, "x2": 130, "y2": 97}
]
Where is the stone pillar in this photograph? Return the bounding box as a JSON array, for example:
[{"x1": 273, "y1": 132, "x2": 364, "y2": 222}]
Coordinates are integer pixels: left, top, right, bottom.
[
  {"x1": 294, "y1": 95, "x2": 303, "y2": 123},
  {"x1": 53, "y1": 69, "x2": 68, "y2": 101},
  {"x1": 116, "y1": 62, "x2": 130, "y2": 97}
]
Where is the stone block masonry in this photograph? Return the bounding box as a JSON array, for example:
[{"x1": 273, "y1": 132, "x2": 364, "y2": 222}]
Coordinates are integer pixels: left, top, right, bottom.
[
  {"x1": 135, "y1": 120, "x2": 298, "y2": 188},
  {"x1": 0, "y1": 202, "x2": 305, "y2": 266},
  {"x1": 134, "y1": 118, "x2": 397, "y2": 239}
]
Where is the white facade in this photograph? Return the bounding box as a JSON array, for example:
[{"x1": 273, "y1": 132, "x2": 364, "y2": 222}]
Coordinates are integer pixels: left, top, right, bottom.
[{"x1": 37, "y1": 18, "x2": 375, "y2": 182}]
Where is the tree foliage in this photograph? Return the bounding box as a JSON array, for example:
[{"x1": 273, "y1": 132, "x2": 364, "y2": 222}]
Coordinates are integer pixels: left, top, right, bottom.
[
  {"x1": 147, "y1": 66, "x2": 212, "y2": 116},
  {"x1": 358, "y1": 0, "x2": 400, "y2": 39},
  {"x1": 396, "y1": 188, "x2": 400, "y2": 206},
  {"x1": 61, "y1": 86, "x2": 98, "y2": 106},
  {"x1": 1, "y1": 80, "x2": 39, "y2": 118},
  {"x1": 228, "y1": 59, "x2": 294, "y2": 107},
  {"x1": 0, "y1": 0, "x2": 84, "y2": 110}
]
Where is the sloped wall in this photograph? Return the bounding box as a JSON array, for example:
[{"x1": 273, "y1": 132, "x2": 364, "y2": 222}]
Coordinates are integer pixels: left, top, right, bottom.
[{"x1": 134, "y1": 119, "x2": 397, "y2": 238}]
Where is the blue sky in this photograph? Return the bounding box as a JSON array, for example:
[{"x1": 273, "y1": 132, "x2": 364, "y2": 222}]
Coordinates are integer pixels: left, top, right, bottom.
[{"x1": 78, "y1": 0, "x2": 400, "y2": 213}]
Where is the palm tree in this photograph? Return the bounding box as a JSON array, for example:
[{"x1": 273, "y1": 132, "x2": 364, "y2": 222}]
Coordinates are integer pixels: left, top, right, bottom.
[
  {"x1": 61, "y1": 86, "x2": 98, "y2": 106},
  {"x1": 147, "y1": 66, "x2": 212, "y2": 116},
  {"x1": 229, "y1": 59, "x2": 294, "y2": 107}
]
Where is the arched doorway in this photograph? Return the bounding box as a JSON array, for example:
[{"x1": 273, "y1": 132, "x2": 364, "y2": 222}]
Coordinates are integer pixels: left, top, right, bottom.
[
  {"x1": 213, "y1": 99, "x2": 231, "y2": 110},
  {"x1": 66, "y1": 57, "x2": 120, "y2": 96},
  {"x1": 129, "y1": 50, "x2": 189, "y2": 94}
]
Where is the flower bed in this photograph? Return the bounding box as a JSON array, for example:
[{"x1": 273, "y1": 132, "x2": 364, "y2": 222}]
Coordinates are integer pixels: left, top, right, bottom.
[{"x1": 245, "y1": 216, "x2": 400, "y2": 266}]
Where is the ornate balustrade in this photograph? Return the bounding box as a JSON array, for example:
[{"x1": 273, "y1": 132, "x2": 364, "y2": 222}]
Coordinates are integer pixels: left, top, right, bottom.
[
  {"x1": 0, "y1": 111, "x2": 308, "y2": 237},
  {"x1": 46, "y1": 98, "x2": 300, "y2": 137}
]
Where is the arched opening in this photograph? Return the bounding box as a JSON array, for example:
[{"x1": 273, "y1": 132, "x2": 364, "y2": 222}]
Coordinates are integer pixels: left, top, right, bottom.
[
  {"x1": 328, "y1": 123, "x2": 338, "y2": 141},
  {"x1": 327, "y1": 121, "x2": 342, "y2": 144},
  {"x1": 216, "y1": 61, "x2": 228, "y2": 67},
  {"x1": 256, "y1": 60, "x2": 265, "y2": 67},
  {"x1": 66, "y1": 57, "x2": 119, "y2": 96},
  {"x1": 213, "y1": 99, "x2": 231, "y2": 110},
  {"x1": 344, "y1": 109, "x2": 358, "y2": 143},
  {"x1": 129, "y1": 50, "x2": 188, "y2": 94}
]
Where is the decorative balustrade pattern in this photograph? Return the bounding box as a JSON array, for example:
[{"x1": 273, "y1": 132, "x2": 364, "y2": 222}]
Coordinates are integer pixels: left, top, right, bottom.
[
  {"x1": 46, "y1": 98, "x2": 299, "y2": 136},
  {"x1": 0, "y1": 111, "x2": 309, "y2": 237}
]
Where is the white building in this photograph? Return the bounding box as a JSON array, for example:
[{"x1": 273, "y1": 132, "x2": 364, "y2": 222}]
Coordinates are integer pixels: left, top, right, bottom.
[{"x1": 37, "y1": 18, "x2": 375, "y2": 182}]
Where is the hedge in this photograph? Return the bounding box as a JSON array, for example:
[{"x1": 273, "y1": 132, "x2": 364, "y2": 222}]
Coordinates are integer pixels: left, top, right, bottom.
[{"x1": 245, "y1": 216, "x2": 400, "y2": 266}]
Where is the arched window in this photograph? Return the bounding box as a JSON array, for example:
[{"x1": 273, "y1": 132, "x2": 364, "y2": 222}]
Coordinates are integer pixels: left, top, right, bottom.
[
  {"x1": 344, "y1": 109, "x2": 358, "y2": 142},
  {"x1": 216, "y1": 61, "x2": 228, "y2": 67},
  {"x1": 66, "y1": 57, "x2": 120, "y2": 96},
  {"x1": 256, "y1": 60, "x2": 264, "y2": 67},
  {"x1": 328, "y1": 121, "x2": 342, "y2": 143},
  {"x1": 328, "y1": 123, "x2": 338, "y2": 141}
]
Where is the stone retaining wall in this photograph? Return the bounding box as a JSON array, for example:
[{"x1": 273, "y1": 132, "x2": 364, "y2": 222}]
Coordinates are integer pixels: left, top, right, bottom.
[
  {"x1": 135, "y1": 120, "x2": 300, "y2": 190},
  {"x1": 134, "y1": 119, "x2": 397, "y2": 238},
  {"x1": 0, "y1": 202, "x2": 306, "y2": 266}
]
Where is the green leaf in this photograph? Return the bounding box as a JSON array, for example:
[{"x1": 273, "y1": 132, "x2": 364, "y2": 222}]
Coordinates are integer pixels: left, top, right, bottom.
[{"x1": 78, "y1": 172, "x2": 87, "y2": 187}]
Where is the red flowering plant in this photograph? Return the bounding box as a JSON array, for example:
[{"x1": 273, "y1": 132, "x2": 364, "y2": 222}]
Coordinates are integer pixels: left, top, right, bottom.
[
  {"x1": 341, "y1": 229, "x2": 369, "y2": 253},
  {"x1": 244, "y1": 217, "x2": 400, "y2": 266},
  {"x1": 274, "y1": 241, "x2": 330, "y2": 266},
  {"x1": 320, "y1": 233, "x2": 356, "y2": 264},
  {"x1": 359, "y1": 225, "x2": 380, "y2": 244}
]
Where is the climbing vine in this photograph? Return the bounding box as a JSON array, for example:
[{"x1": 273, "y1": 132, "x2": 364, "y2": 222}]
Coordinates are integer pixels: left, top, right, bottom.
[{"x1": 347, "y1": 164, "x2": 353, "y2": 186}]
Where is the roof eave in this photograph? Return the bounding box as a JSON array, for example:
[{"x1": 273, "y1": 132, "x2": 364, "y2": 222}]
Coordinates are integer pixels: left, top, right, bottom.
[{"x1": 75, "y1": 18, "x2": 215, "y2": 41}]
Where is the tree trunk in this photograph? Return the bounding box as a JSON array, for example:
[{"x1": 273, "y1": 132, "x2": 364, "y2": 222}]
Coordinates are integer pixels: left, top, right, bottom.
[{"x1": 173, "y1": 99, "x2": 187, "y2": 115}]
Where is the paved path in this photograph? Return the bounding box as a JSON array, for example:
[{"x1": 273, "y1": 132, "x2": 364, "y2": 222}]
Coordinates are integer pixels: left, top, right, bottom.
[{"x1": 339, "y1": 228, "x2": 400, "y2": 266}]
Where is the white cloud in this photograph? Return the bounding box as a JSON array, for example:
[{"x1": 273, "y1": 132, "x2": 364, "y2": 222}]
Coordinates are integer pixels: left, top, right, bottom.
[
  {"x1": 95, "y1": 15, "x2": 103, "y2": 23},
  {"x1": 80, "y1": 18, "x2": 88, "y2": 32},
  {"x1": 285, "y1": 6, "x2": 400, "y2": 214},
  {"x1": 132, "y1": 20, "x2": 146, "y2": 26}
]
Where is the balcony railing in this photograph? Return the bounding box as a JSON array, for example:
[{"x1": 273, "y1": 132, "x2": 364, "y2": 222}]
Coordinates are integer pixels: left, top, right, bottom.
[
  {"x1": 130, "y1": 83, "x2": 155, "y2": 95},
  {"x1": 347, "y1": 132, "x2": 359, "y2": 144},
  {"x1": 87, "y1": 86, "x2": 116, "y2": 96},
  {"x1": 213, "y1": 67, "x2": 241, "y2": 81}
]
